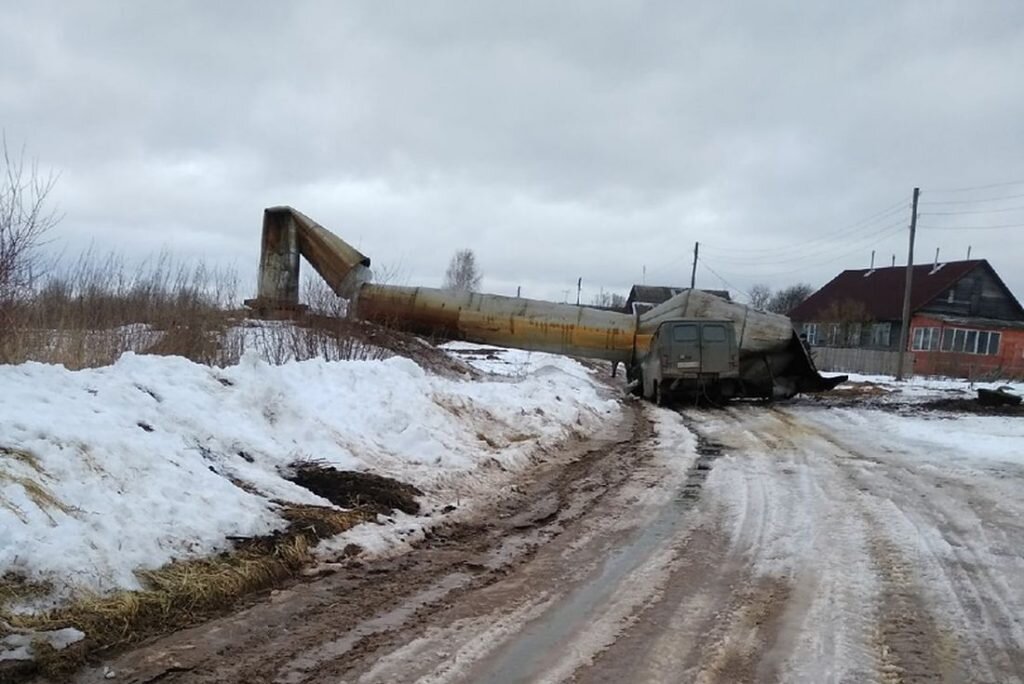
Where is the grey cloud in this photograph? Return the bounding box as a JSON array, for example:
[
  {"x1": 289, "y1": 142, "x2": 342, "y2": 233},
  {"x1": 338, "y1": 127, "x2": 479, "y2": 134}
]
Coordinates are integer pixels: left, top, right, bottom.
[{"x1": 2, "y1": 0, "x2": 1023, "y2": 303}]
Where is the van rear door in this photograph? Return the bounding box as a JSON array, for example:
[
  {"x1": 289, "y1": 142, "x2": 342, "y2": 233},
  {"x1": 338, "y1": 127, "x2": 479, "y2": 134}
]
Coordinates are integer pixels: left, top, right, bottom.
[
  {"x1": 670, "y1": 323, "x2": 700, "y2": 372},
  {"x1": 700, "y1": 323, "x2": 731, "y2": 374}
]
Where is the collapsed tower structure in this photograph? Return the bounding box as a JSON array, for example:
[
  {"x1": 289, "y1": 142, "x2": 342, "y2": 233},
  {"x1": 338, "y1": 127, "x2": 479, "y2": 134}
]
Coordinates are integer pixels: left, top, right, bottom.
[{"x1": 246, "y1": 206, "x2": 845, "y2": 400}]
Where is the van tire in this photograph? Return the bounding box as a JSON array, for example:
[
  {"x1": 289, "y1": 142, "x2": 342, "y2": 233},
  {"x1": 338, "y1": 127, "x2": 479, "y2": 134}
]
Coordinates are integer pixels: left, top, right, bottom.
[{"x1": 653, "y1": 381, "x2": 669, "y2": 407}]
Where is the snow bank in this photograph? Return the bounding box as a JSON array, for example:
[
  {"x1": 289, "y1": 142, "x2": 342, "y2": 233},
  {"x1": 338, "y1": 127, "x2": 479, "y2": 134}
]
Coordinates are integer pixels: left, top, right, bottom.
[{"x1": 0, "y1": 349, "x2": 619, "y2": 605}]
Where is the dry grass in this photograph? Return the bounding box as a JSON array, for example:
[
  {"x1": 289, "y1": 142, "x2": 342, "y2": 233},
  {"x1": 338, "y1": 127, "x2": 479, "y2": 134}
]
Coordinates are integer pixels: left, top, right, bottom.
[
  {"x1": 0, "y1": 252, "x2": 409, "y2": 371},
  {"x1": 0, "y1": 447, "x2": 72, "y2": 526},
  {"x1": 1, "y1": 250, "x2": 242, "y2": 368},
  {"x1": 0, "y1": 504, "x2": 370, "y2": 678}
]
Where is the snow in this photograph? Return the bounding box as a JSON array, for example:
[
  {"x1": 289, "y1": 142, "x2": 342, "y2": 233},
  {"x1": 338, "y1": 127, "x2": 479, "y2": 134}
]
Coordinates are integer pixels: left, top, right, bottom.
[
  {"x1": 0, "y1": 627, "x2": 84, "y2": 662},
  {"x1": 700, "y1": 402, "x2": 1024, "y2": 682},
  {"x1": 836, "y1": 372, "x2": 1024, "y2": 403},
  {"x1": 0, "y1": 347, "x2": 619, "y2": 609}
]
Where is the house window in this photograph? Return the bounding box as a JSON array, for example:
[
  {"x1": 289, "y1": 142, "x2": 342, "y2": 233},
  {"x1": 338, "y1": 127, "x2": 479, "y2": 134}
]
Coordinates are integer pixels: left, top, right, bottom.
[
  {"x1": 846, "y1": 323, "x2": 863, "y2": 346},
  {"x1": 938, "y1": 327, "x2": 1001, "y2": 355},
  {"x1": 827, "y1": 323, "x2": 841, "y2": 346},
  {"x1": 911, "y1": 327, "x2": 940, "y2": 351},
  {"x1": 803, "y1": 323, "x2": 819, "y2": 345},
  {"x1": 870, "y1": 322, "x2": 891, "y2": 347},
  {"x1": 941, "y1": 329, "x2": 954, "y2": 351}
]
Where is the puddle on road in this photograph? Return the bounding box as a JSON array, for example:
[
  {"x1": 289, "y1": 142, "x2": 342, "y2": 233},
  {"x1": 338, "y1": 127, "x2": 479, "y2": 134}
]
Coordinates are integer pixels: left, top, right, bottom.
[{"x1": 476, "y1": 429, "x2": 725, "y2": 684}]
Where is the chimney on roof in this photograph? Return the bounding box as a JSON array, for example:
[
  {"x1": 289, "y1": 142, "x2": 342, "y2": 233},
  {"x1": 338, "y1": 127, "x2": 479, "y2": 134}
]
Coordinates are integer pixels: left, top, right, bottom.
[
  {"x1": 870, "y1": 250, "x2": 875, "y2": 269},
  {"x1": 934, "y1": 247, "x2": 940, "y2": 270},
  {"x1": 891, "y1": 254, "x2": 896, "y2": 267},
  {"x1": 967, "y1": 245, "x2": 972, "y2": 260}
]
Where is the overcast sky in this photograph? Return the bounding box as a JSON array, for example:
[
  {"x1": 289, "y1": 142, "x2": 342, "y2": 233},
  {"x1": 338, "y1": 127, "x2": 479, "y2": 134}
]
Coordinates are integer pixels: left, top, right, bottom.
[{"x1": 3, "y1": 1, "x2": 1024, "y2": 304}]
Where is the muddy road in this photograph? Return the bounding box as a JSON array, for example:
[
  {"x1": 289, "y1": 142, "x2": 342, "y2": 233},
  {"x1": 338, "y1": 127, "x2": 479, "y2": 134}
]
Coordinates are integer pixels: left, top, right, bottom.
[{"x1": 75, "y1": 403, "x2": 1024, "y2": 684}]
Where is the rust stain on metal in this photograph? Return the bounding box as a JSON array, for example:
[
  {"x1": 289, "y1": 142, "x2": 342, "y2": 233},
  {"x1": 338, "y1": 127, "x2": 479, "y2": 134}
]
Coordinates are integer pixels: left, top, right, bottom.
[{"x1": 357, "y1": 285, "x2": 636, "y2": 362}]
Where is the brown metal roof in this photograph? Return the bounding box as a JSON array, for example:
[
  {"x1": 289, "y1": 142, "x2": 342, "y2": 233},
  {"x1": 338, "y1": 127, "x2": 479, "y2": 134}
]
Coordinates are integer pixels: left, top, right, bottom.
[
  {"x1": 626, "y1": 285, "x2": 731, "y2": 306},
  {"x1": 789, "y1": 259, "x2": 989, "y2": 321}
]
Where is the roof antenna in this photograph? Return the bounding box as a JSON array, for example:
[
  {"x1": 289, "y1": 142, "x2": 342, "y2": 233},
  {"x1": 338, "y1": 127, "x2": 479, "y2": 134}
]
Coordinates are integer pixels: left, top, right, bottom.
[
  {"x1": 870, "y1": 250, "x2": 875, "y2": 269},
  {"x1": 891, "y1": 254, "x2": 896, "y2": 267},
  {"x1": 934, "y1": 247, "x2": 940, "y2": 270},
  {"x1": 967, "y1": 245, "x2": 972, "y2": 260}
]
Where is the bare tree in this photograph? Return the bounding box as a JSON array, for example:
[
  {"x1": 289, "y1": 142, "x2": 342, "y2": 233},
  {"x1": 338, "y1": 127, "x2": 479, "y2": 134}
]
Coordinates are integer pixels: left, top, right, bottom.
[
  {"x1": 748, "y1": 283, "x2": 772, "y2": 311},
  {"x1": 0, "y1": 136, "x2": 60, "y2": 301},
  {"x1": 442, "y1": 249, "x2": 482, "y2": 292},
  {"x1": 591, "y1": 289, "x2": 626, "y2": 309},
  {"x1": 767, "y1": 283, "x2": 814, "y2": 315}
]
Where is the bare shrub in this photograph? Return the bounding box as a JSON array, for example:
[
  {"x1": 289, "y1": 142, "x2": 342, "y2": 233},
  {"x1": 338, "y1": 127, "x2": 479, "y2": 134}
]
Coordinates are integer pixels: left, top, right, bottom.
[
  {"x1": 4, "y1": 250, "x2": 242, "y2": 368},
  {"x1": 0, "y1": 137, "x2": 61, "y2": 354}
]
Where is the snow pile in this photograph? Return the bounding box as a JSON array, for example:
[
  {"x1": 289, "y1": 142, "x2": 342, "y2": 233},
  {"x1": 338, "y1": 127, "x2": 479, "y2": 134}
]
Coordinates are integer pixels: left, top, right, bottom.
[{"x1": 0, "y1": 349, "x2": 619, "y2": 605}]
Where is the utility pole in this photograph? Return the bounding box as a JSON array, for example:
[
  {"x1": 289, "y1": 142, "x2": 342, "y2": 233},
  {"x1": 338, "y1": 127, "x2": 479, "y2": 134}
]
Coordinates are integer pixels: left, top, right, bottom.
[
  {"x1": 690, "y1": 242, "x2": 699, "y2": 289},
  {"x1": 895, "y1": 187, "x2": 920, "y2": 381},
  {"x1": 576, "y1": 277, "x2": 582, "y2": 306}
]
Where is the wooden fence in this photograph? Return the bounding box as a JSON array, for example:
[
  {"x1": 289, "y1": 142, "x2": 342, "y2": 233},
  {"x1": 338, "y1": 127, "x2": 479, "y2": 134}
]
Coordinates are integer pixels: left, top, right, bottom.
[{"x1": 811, "y1": 347, "x2": 915, "y2": 377}]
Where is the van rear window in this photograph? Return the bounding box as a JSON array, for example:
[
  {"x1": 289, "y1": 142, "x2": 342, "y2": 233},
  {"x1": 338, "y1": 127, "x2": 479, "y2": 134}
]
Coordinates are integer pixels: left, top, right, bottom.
[
  {"x1": 672, "y1": 325, "x2": 698, "y2": 342},
  {"x1": 702, "y1": 325, "x2": 727, "y2": 342}
]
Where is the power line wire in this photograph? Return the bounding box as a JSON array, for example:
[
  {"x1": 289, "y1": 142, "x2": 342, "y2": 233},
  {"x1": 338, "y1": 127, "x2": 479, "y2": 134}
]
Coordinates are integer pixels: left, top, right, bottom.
[
  {"x1": 920, "y1": 205, "x2": 1024, "y2": 216},
  {"x1": 704, "y1": 221, "x2": 909, "y2": 279},
  {"x1": 918, "y1": 222, "x2": 1024, "y2": 231},
  {"x1": 926, "y1": 179, "x2": 1024, "y2": 194},
  {"x1": 699, "y1": 260, "x2": 751, "y2": 301},
  {"x1": 920, "y1": 191, "x2": 1024, "y2": 206},
  {"x1": 700, "y1": 199, "x2": 908, "y2": 257},
  {"x1": 703, "y1": 218, "x2": 907, "y2": 267}
]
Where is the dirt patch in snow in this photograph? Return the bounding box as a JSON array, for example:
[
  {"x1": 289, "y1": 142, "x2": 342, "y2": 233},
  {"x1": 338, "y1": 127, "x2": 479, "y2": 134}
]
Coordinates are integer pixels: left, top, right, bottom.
[
  {"x1": 828, "y1": 382, "x2": 894, "y2": 399},
  {"x1": 914, "y1": 397, "x2": 1024, "y2": 417},
  {"x1": 1, "y1": 504, "x2": 368, "y2": 682},
  {"x1": 286, "y1": 462, "x2": 424, "y2": 516}
]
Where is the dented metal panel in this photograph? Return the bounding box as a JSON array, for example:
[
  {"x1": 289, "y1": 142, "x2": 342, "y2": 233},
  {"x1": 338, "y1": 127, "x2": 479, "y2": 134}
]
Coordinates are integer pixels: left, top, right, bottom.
[
  {"x1": 356, "y1": 285, "x2": 638, "y2": 362},
  {"x1": 638, "y1": 289, "x2": 795, "y2": 355}
]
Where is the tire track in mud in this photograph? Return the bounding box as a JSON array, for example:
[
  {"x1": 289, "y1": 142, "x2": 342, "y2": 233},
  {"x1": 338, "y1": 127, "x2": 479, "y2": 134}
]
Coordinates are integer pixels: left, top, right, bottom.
[
  {"x1": 673, "y1": 423, "x2": 795, "y2": 684},
  {"x1": 805, "y1": 409, "x2": 1024, "y2": 682},
  {"x1": 685, "y1": 407, "x2": 960, "y2": 683},
  {"x1": 458, "y1": 414, "x2": 729, "y2": 684},
  {"x1": 865, "y1": 530, "x2": 960, "y2": 683},
  {"x1": 573, "y1": 412, "x2": 796, "y2": 684},
  {"x1": 765, "y1": 408, "x2": 983, "y2": 683}
]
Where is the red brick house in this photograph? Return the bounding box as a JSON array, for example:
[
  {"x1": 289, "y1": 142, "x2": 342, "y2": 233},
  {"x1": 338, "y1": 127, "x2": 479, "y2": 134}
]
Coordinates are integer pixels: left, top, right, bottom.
[{"x1": 789, "y1": 259, "x2": 1024, "y2": 379}]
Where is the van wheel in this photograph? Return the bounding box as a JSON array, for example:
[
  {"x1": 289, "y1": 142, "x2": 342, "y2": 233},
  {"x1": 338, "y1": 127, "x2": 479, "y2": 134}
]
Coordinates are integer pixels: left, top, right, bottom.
[
  {"x1": 653, "y1": 381, "x2": 669, "y2": 407},
  {"x1": 631, "y1": 369, "x2": 644, "y2": 397}
]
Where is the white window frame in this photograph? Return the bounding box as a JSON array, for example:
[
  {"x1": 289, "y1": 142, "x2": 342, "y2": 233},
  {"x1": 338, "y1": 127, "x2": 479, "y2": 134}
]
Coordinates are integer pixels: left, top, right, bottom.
[
  {"x1": 870, "y1": 322, "x2": 891, "y2": 348},
  {"x1": 937, "y1": 327, "x2": 1001, "y2": 355},
  {"x1": 911, "y1": 326, "x2": 941, "y2": 351}
]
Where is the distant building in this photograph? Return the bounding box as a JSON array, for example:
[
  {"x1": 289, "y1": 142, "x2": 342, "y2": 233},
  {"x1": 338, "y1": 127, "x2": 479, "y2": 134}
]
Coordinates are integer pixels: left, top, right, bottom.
[
  {"x1": 789, "y1": 259, "x2": 1024, "y2": 378},
  {"x1": 623, "y1": 285, "x2": 731, "y2": 316}
]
